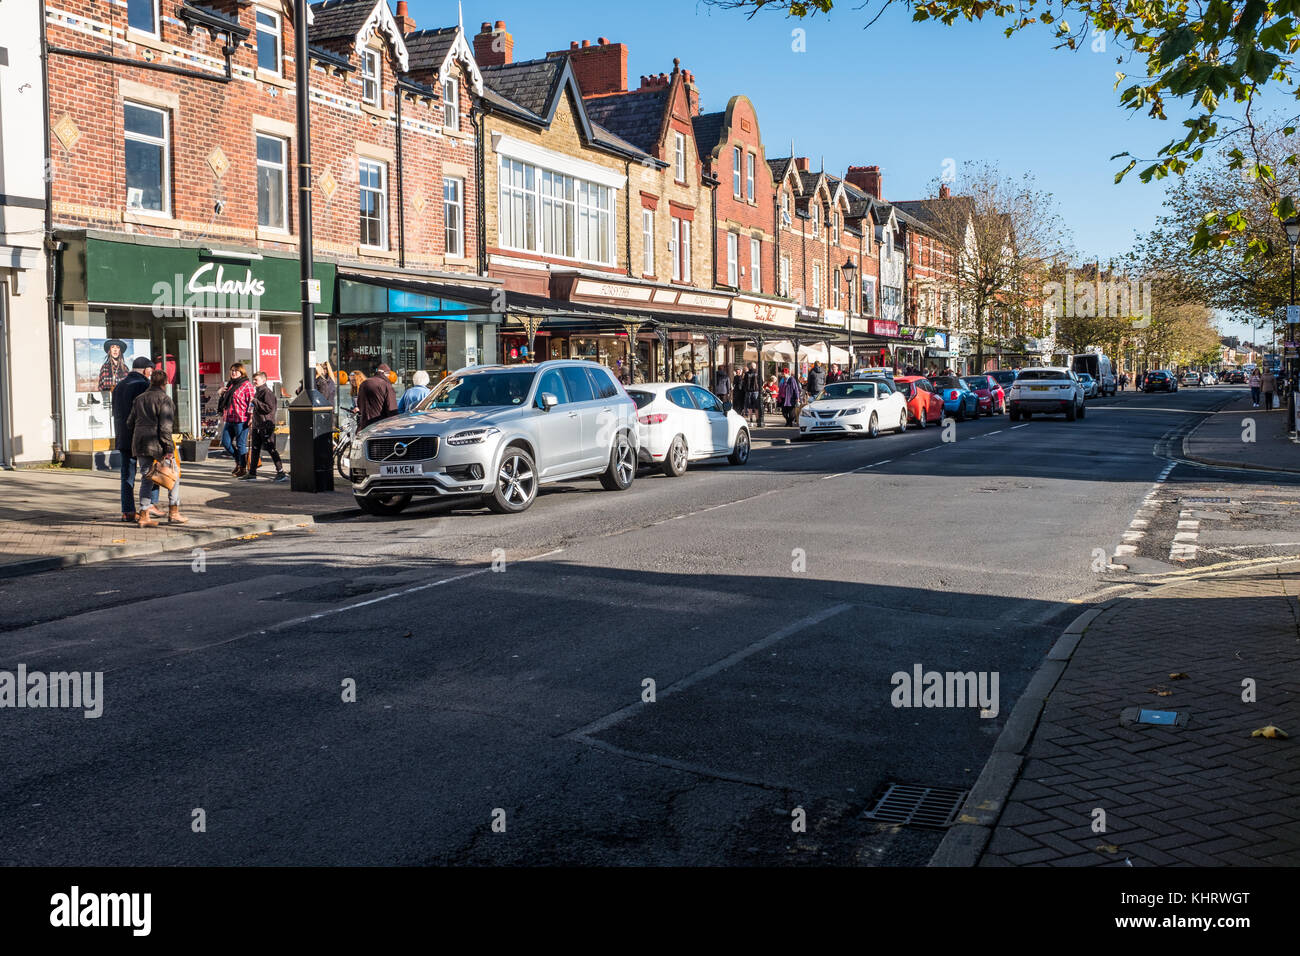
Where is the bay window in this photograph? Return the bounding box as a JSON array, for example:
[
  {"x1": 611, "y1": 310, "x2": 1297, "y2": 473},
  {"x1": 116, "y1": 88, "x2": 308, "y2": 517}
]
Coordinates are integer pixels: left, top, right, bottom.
[{"x1": 498, "y1": 155, "x2": 616, "y2": 266}]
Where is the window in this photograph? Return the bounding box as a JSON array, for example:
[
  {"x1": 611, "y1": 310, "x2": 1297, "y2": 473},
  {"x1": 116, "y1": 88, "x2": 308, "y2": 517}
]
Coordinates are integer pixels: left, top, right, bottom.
[
  {"x1": 674, "y1": 132, "x2": 686, "y2": 182},
  {"x1": 444, "y1": 177, "x2": 464, "y2": 256},
  {"x1": 726, "y1": 232, "x2": 739, "y2": 287},
  {"x1": 750, "y1": 237, "x2": 761, "y2": 292},
  {"x1": 124, "y1": 103, "x2": 168, "y2": 215},
  {"x1": 812, "y1": 262, "x2": 822, "y2": 308},
  {"x1": 670, "y1": 217, "x2": 691, "y2": 282},
  {"x1": 667, "y1": 387, "x2": 697, "y2": 410},
  {"x1": 862, "y1": 277, "x2": 877, "y2": 315},
  {"x1": 497, "y1": 156, "x2": 616, "y2": 266},
  {"x1": 256, "y1": 134, "x2": 287, "y2": 230},
  {"x1": 443, "y1": 76, "x2": 459, "y2": 130},
  {"x1": 690, "y1": 386, "x2": 721, "y2": 411},
  {"x1": 560, "y1": 366, "x2": 596, "y2": 403},
  {"x1": 812, "y1": 204, "x2": 821, "y2": 233},
  {"x1": 642, "y1": 210, "x2": 655, "y2": 276},
  {"x1": 586, "y1": 366, "x2": 619, "y2": 399},
  {"x1": 361, "y1": 50, "x2": 380, "y2": 106},
  {"x1": 833, "y1": 268, "x2": 841, "y2": 309},
  {"x1": 536, "y1": 369, "x2": 568, "y2": 405},
  {"x1": 832, "y1": 212, "x2": 840, "y2": 243},
  {"x1": 781, "y1": 191, "x2": 791, "y2": 225},
  {"x1": 732, "y1": 147, "x2": 742, "y2": 199},
  {"x1": 256, "y1": 9, "x2": 281, "y2": 73},
  {"x1": 779, "y1": 256, "x2": 791, "y2": 297},
  {"x1": 746, "y1": 153, "x2": 755, "y2": 202},
  {"x1": 127, "y1": 0, "x2": 157, "y2": 34},
  {"x1": 359, "y1": 160, "x2": 387, "y2": 249}
]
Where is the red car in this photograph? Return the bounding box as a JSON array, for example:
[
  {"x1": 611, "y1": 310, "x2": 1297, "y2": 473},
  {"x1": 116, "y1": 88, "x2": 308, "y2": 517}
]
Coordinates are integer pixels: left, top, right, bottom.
[
  {"x1": 894, "y1": 375, "x2": 946, "y2": 428},
  {"x1": 961, "y1": 375, "x2": 1005, "y2": 416}
]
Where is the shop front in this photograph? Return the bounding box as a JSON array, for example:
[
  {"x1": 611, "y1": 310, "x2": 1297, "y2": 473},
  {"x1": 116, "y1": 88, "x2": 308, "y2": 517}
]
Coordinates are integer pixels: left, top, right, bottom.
[{"x1": 55, "y1": 232, "x2": 335, "y2": 467}]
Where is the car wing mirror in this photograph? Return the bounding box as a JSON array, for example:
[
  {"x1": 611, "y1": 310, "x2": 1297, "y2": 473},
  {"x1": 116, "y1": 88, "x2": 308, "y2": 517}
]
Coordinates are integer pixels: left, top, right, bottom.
[
  {"x1": 721, "y1": 401, "x2": 733, "y2": 413},
  {"x1": 539, "y1": 392, "x2": 559, "y2": 410}
]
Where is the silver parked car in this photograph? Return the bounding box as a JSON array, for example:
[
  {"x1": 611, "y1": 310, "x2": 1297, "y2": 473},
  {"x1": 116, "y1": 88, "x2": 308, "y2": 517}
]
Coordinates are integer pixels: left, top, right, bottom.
[{"x1": 348, "y1": 361, "x2": 639, "y2": 515}]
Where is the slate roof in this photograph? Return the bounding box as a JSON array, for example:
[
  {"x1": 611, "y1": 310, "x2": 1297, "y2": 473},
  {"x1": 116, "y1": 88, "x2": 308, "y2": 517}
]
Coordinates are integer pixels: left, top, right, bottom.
[
  {"x1": 309, "y1": 0, "x2": 374, "y2": 43},
  {"x1": 691, "y1": 112, "x2": 726, "y2": 159},
  {"x1": 582, "y1": 88, "x2": 669, "y2": 154},
  {"x1": 481, "y1": 57, "x2": 566, "y2": 120},
  {"x1": 405, "y1": 26, "x2": 458, "y2": 74},
  {"x1": 767, "y1": 157, "x2": 793, "y2": 183}
]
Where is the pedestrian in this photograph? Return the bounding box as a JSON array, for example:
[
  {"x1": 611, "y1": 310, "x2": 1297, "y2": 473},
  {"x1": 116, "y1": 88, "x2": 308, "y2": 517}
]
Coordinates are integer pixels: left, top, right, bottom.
[
  {"x1": 241, "y1": 371, "x2": 287, "y2": 482},
  {"x1": 356, "y1": 363, "x2": 398, "y2": 430},
  {"x1": 112, "y1": 356, "x2": 160, "y2": 522},
  {"x1": 741, "y1": 361, "x2": 762, "y2": 424},
  {"x1": 1249, "y1": 368, "x2": 1263, "y2": 407},
  {"x1": 806, "y1": 361, "x2": 826, "y2": 396},
  {"x1": 216, "y1": 363, "x2": 255, "y2": 477},
  {"x1": 398, "y1": 370, "x2": 431, "y2": 413},
  {"x1": 1119, "y1": 373, "x2": 1128, "y2": 391},
  {"x1": 126, "y1": 369, "x2": 187, "y2": 527},
  {"x1": 778, "y1": 367, "x2": 802, "y2": 425},
  {"x1": 731, "y1": 366, "x2": 744, "y2": 402},
  {"x1": 1261, "y1": 366, "x2": 1278, "y2": 411},
  {"x1": 715, "y1": 364, "x2": 732, "y2": 404}
]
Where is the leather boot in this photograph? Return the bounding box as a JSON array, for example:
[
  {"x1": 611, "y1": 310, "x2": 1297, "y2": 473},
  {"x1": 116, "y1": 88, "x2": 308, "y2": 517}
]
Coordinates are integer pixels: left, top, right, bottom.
[
  {"x1": 168, "y1": 506, "x2": 189, "y2": 525},
  {"x1": 122, "y1": 512, "x2": 136, "y2": 522},
  {"x1": 137, "y1": 509, "x2": 158, "y2": 528}
]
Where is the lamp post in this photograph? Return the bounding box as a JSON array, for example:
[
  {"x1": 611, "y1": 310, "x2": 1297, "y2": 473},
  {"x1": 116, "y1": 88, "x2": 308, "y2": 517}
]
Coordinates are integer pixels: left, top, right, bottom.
[
  {"x1": 1284, "y1": 213, "x2": 1294, "y2": 437},
  {"x1": 842, "y1": 258, "x2": 857, "y2": 373}
]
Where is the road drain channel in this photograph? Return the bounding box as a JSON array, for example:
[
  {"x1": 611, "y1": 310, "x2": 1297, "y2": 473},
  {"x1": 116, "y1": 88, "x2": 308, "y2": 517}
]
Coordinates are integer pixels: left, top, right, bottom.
[{"x1": 861, "y1": 783, "x2": 970, "y2": 829}]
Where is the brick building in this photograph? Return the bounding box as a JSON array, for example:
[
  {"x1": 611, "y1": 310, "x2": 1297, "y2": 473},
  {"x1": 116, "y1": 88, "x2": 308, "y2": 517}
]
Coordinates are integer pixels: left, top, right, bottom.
[{"x1": 43, "y1": 0, "x2": 494, "y2": 464}]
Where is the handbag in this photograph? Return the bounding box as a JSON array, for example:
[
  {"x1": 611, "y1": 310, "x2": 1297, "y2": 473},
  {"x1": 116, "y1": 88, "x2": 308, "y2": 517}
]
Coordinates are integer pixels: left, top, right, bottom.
[{"x1": 145, "y1": 421, "x2": 180, "y2": 490}]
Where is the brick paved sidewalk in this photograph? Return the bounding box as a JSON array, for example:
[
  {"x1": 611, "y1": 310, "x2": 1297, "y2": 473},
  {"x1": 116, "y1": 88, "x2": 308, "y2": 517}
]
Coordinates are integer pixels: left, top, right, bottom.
[
  {"x1": 1184, "y1": 391, "x2": 1300, "y2": 473},
  {"x1": 977, "y1": 563, "x2": 1300, "y2": 866},
  {"x1": 0, "y1": 456, "x2": 356, "y2": 577}
]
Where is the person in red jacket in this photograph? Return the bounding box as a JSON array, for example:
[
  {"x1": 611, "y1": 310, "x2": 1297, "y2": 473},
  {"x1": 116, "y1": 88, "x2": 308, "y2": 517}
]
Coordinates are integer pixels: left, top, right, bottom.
[{"x1": 216, "y1": 364, "x2": 256, "y2": 477}]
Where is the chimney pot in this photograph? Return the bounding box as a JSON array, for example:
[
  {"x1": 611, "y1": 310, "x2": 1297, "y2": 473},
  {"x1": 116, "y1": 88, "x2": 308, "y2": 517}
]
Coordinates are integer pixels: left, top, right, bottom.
[
  {"x1": 598, "y1": 37, "x2": 609, "y2": 45},
  {"x1": 480, "y1": 21, "x2": 491, "y2": 32},
  {"x1": 495, "y1": 20, "x2": 506, "y2": 29},
  {"x1": 570, "y1": 41, "x2": 579, "y2": 50},
  {"x1": 393, "y1": 1, "x2": 416, "y2": 34},
  {"x1": 581, "y1": 39, "x2": 591, "y2": 48},
  {"x1": 939, "y1": 184, "x2": 951, "y2": 199},
  {"x1": 474, "y1": 19, "x2": 513, "y2": 66}
]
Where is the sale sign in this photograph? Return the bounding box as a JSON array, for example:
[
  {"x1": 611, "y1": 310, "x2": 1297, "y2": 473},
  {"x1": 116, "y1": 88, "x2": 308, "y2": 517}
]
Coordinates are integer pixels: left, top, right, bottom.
[{"x1": 258, "y1": 334, "x2": 282, "y2": 382}]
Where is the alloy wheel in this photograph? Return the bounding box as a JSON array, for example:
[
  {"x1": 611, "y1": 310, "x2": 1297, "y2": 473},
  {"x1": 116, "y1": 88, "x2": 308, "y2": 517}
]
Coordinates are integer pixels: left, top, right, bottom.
[
  {"x1": 615, "y1": 436, "x2": 635, "y2": 485},
  {"x1": 498, "y1": 454, "x2": 536, "y2": 505}
]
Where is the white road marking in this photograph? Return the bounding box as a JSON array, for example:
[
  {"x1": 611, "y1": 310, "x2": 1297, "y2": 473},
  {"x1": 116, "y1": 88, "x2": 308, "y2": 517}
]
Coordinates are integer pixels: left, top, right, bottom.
[{"x1": 1010, "y1": 424, "x2": 1030, "y2": 430}]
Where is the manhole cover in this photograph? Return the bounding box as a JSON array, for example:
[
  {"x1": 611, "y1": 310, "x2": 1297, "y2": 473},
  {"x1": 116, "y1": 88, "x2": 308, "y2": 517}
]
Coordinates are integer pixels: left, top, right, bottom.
[{"x1": 861, "y1": 783, "x2": 968, "y2": 829}]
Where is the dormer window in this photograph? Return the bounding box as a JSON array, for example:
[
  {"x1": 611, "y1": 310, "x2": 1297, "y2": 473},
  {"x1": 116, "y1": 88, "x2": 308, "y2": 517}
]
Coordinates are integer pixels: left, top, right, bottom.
[
  {"x1": 781, "y1": 191, "x2": 791, "y2": 225},
  {"x1": 674, "y1": 132, "x2": 686, "y2": 182},
  {"x1": 361, "y1": 49, "x2": 380, "y2": 107},
  {"x1": 443, "y1": 76, "x2": 459, "y2": 129}
]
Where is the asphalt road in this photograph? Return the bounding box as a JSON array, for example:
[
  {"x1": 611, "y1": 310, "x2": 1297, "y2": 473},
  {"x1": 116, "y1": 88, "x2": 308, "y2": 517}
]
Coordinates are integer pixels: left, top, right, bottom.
[{"x1": 1, "y1": 383, "x2": 1292, "y2": 866}]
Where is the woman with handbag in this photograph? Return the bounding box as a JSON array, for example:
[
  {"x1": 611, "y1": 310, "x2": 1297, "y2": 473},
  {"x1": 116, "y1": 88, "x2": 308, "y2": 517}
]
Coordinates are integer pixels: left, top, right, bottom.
[{"x1": 126, "y1": 370, "x2": 188, "y2": 527}]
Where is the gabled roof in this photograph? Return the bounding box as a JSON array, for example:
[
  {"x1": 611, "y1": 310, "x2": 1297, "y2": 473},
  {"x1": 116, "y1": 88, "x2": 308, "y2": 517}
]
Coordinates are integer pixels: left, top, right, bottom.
[
  {"x1": 691, "y1": 112, "x2": 726, "y2": 159},
  {"x1": 583, "y1": 87, "x2": 671, "y2": 154},
  {"x1": 483, "y1": 56, "x2": 658, "y2": 163},
  {"x1": 404, "y1": 25, "x2": 485, "y2": 94},
  {"x1": 309, "y1": 0, "x2": 408, "y2": 71},
  {"x1": 767, "y1": 157, "x2": 794, "y2": 185}
]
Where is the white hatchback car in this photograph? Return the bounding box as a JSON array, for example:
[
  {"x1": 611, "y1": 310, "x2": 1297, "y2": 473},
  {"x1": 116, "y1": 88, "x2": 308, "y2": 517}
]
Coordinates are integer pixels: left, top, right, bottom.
[
  {"x1": 797, "y1": 379, "x2": 909, "y2": 439},
  {"x1": 626, "y1": 382, "x2": 751, "y2": 476}
]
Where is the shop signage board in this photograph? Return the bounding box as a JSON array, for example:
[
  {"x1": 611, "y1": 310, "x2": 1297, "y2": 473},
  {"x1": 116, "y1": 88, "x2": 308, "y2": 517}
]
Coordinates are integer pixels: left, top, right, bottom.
[
  {"x1": 869, "y1": 319, "x2": 900, "y2": 337},
  {"x1": 731, "y1": 298, "x2": 796, "y2": 328}
]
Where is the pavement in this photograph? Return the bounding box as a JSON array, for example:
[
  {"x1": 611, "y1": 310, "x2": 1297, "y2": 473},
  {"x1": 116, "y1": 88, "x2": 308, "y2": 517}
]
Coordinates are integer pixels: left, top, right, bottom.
[
  {"x1": 1183, "y1": 389, "x2": 1300, "y2": 473},
  {"x1": 0, "y1": 454, "x2": 357, "y2": 578},
  {"x1": 937, "y1": 561, "x2": 1300, "y2": 867},
  {"x1": 0, "y1": 426, "x2": 805, "y2": 579}
]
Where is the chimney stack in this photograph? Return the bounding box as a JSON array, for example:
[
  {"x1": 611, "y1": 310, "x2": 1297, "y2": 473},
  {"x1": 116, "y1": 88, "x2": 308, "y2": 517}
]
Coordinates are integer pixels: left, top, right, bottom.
[
  {"x1": 938, "y1": 184, "x2": 951, "y2": 199},
  {"x1": 548, "y1": 37, "x2": 629, "y2": 96},
  {"x1": 474, "y1": 20, "x2": 513, "y2": 67},
  {"x1": 394, "y1": 1, "x2": 416, "y2": 35},
  {"x1": 794, "y1": 157, "x2": 810, "y2": 173},
  {"x1": 846, "y1": 165, "x2": 882, "y2": 199}
]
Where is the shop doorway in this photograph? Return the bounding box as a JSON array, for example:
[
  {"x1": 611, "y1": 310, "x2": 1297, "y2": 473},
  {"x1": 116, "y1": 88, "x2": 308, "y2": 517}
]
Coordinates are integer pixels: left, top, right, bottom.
[{"x1": 192, "y1": 315, "x2": 258, "y2": 443}]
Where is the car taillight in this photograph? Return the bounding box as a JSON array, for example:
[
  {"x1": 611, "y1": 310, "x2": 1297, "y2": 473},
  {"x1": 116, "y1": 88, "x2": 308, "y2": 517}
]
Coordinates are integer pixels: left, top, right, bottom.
[
  {"x1": 949, "y1": 390, "x2": 959, "y2": 400},
  {"x1": 638, "y1": 413, "x2": 668, "y2": 425}
]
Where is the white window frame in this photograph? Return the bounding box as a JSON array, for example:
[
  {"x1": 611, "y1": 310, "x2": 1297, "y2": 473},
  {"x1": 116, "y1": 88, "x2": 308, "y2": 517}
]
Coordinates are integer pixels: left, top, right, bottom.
[
  {"x1": 813, "y1": 262, "x2": 822, "y2": 309},
  {"x1": 497, "y1": 154, "x2": 618, "y2": 267},
  {"x1": 444, "y1": 176, "x2": 464, "y2": 257},
  {"x1": 779, "y1": 256, "x2": 791, "y2": 297},
  {"x1": 746, "y1": 153, "x2": 755, "y2": 202},
  {"x1": 750, "y1": 237, "x2": 761, "y2": 292},
  {"x1": 361, "y1": 49, "x2": 381, "y2": 107},
  {"x1": 833, "y1": 268, "x2": 841, "y2": 309},
  {"x1": 732, "y1": 147, "x2": 742, "y2": 199},
  {"x1": 443, "y1": 76, "x2": 459, "y2": 130},
  {"x1": 255, "y1": 133, "x2": 288, "y2": 231},
  {"x1": 127, "y1": 0, "x2": 159, "y2": 36},
  {"x1": 255, "y1": 8, "x2": 282, "y2": 75},
  {"x1": 812, "y1": 204, "x2": 821, "y2": 233},
  {"x1": 862, "y1": 276, "x2": 877, "y2": 316},
  {"x1": 726, "y1": 232, "x2": 739, "y2": 287},
  {"x1": 674, "y1": 132, "x2": 686, "y2": 182},
  {"x1": 642, "y1": 209, "x2": 655, "y2": 276},
  {"x1": 670, "y1": 217, "x2": 691, "y2": 282},
  {"x1": 359, "y1": 159, "x2": 388, "y2": 250},
  {"x1": 124, "y1": 101, "x2": 170, "y2": 217}
]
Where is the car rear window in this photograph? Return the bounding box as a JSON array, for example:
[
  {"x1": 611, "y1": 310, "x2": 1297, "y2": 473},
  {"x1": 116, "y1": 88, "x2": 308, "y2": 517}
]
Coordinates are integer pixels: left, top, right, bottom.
[
  {"x1": 990, "y1": 371, "x2": 1015, "y2": 384},
  {"x1": 627, "y1": 390, "x2": 654, "y2": 409},
  {"x1": 961, "y1": 378, "x2": 988, "y2": 390},
  {"x1": 932, "y1": 377, "x2": 962, "y2": 388},
  {"x1": 1016, "y1": 370, "x2": 1068, "y2": 381}
]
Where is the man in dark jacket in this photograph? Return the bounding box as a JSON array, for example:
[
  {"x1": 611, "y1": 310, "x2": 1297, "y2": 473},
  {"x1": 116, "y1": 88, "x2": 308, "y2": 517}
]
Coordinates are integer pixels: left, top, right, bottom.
[
  {"x1": 806, "y1": 361, "x2": 827, "y2": 395},
  {"x1": 356, "y1": 363, "x2": 398, "y2": 430},
  {"x1": 126, "y1": 370, "x2": 187, "y2": 527},
  {"x1": 112, "y1": 357, "x2": 159, "y2": 522},
  {"x1": 242, "y1": 371, "x2": 287, "y2": 482}
]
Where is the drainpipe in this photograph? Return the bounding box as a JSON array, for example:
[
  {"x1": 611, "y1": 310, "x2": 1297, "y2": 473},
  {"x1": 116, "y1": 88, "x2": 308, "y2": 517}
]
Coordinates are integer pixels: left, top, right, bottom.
[
  {"x1": 624, "y1": 160, "x2": 632, "y2": 278},
  {"x1": 395, "y1": 82, "x2": 405, "y2": 269},
  {"x1": 40, "y1": 7, "x2": 64, "y2": 464},
  {"x1": 471, "y1": 104, "x2": 487, "y2": 276}
]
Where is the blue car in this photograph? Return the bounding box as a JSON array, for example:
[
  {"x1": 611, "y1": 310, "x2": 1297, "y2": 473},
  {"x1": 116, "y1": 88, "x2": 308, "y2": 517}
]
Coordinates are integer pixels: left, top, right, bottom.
[{"x1": 928, "y1": 375, "x2": 980, "y2": 421}]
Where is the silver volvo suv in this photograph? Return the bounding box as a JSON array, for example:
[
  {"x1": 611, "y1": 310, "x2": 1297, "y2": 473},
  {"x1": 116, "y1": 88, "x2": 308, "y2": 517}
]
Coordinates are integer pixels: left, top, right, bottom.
[{"x1": 348, "y1": 361, "x2": 639, "y2": 515}]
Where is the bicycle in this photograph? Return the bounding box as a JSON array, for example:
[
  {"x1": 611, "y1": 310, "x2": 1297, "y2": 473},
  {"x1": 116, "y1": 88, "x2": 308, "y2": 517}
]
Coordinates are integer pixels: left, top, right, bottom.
[{"x1": 334, "y1": 407, "x2": 358, "y2": 482}]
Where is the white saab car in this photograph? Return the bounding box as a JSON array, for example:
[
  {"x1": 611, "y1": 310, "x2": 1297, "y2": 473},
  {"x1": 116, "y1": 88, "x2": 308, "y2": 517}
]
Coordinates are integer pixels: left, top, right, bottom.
[
  {"x1": 797, "y1": 379, "x2": 909, "y2": 439},
  {"x1": 626, "y1": 382, "x2": 751, "y2": 476}
]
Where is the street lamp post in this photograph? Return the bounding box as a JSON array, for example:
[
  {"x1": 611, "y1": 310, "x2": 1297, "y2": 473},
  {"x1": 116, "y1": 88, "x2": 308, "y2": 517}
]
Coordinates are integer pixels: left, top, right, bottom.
[
  {"x1": 1285, "y1": 213, "x2": 1300, "y2": 437},
  {"x1": 842, "y1": 258, "x2": 857, "y2": 373}
]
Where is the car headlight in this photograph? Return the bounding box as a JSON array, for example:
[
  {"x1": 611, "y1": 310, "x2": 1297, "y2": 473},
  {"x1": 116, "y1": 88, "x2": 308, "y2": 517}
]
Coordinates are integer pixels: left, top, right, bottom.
[
  {"x1": 843, "y1": 406, "x2": 865, "y2": 416},
  {"x1": 446, "y1": 426, "x2": 500, "y2": 446}
]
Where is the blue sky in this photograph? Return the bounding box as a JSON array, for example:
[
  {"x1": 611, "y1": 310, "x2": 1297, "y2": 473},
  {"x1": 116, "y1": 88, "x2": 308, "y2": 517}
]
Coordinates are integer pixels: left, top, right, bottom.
[{"x1": 410, "y1": 0, "x2": 1265, "y2": 340}]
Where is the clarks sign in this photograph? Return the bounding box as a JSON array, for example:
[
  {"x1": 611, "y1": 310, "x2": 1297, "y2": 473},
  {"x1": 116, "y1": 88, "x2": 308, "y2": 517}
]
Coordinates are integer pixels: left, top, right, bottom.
[
  {"x1": 187, "y1": 263, "x2": 266, "y2": 298},
  {"x1": 152, "y1": 264, "x2": 266, "y2": 316}
]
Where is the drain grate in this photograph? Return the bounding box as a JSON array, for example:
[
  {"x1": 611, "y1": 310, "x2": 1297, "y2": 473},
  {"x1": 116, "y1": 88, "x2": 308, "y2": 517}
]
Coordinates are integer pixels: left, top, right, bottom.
[{"x1": 862, "y1": 783, "x2": 969, "y2": 829}]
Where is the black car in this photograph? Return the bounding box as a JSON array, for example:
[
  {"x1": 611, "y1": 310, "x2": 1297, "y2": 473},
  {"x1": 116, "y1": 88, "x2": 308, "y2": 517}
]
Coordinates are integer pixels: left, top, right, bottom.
[
  {"x1": 1228, "y1": 369, "x2": 1247, "y2": 384},
  {"x1": 988, "y1": 369, "x2": 1018, "y2": 394},
  {"x1": 1142, "y1": 370, "x2": 1178, "y2": 392}
]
